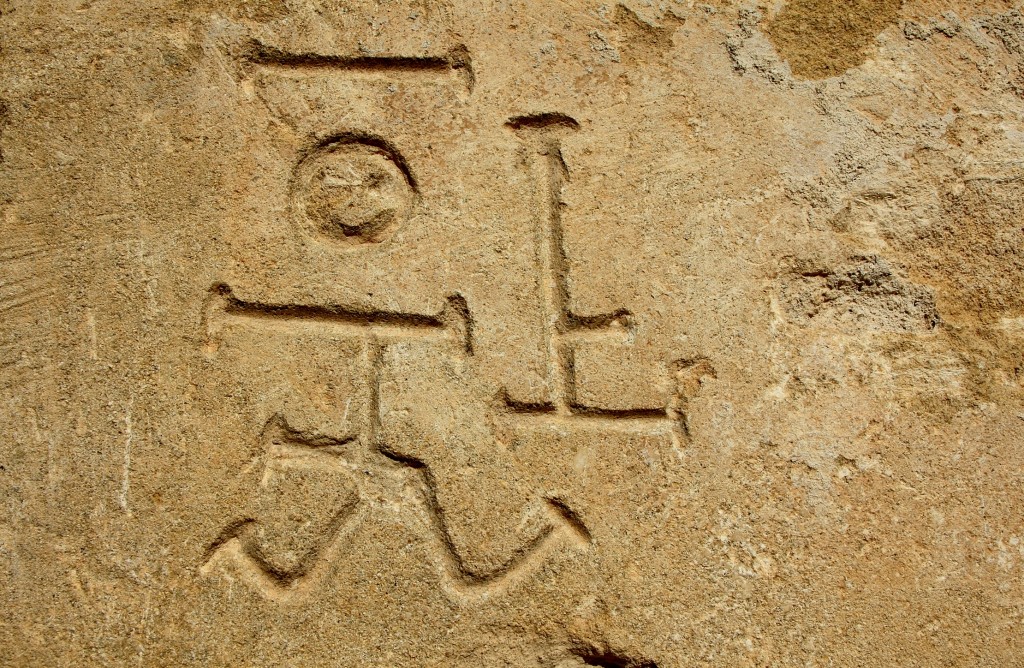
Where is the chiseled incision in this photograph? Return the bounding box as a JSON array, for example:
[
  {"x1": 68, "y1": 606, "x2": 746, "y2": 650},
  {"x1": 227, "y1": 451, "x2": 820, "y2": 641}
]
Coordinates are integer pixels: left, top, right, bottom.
[
  {"x1": 202, "y1": 283, "x2": 586, "y2": 600},
  {"x1": 201, "y1": 43, "x2": 712, "y2": 603},
  {"x1": 202, "y1": 283, "x2": 471, "y2": 355},
  {"x1": 199, "y1": 415, "x2": 363, "y2": 601},
  {"x1": 505, "y1": 114, "x2": 701, "y2": 445},
  {"x1": 237, "y1": 37, "x2": 474, "y2": 92},
  {"x1": 291, "y1": 134, "x2": 418, "y2": 245},
  {"x1": 203, "y1": 285, "x2": 484, "y2": 597}
]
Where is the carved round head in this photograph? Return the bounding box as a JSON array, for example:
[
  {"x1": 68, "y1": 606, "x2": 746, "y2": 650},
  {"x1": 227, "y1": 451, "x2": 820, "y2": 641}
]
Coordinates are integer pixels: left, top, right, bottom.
[{"x1": 292, "y1": 136, "x2": 416, "y2": 245}]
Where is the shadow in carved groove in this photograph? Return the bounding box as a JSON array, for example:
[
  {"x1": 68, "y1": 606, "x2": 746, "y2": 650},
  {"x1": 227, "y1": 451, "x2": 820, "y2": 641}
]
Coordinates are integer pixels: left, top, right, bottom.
[
  {"x1": 235, "y1": 38, "x2": 474, "y2": 92},
  {"x1": 569, "y1": 640, "x2": 659, "y2": 668}
]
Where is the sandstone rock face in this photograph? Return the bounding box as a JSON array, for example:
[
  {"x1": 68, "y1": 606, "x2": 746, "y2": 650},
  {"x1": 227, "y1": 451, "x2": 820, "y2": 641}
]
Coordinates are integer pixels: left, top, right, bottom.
[{"x1": 3, "y1": 1, "x2": 1024, "y2": 666}]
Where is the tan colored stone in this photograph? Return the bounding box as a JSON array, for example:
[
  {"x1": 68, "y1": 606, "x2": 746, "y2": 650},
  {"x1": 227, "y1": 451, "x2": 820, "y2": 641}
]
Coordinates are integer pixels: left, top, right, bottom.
[{"x1": 2, "y1": 1, "x2": 1024, "y2": 665}]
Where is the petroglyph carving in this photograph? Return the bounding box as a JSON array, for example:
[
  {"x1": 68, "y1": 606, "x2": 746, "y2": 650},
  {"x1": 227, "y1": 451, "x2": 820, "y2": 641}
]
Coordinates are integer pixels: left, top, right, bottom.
[
  {"x1": 200, "y1": 416, "x2": 362, "y2": 600},
  {"x1": 235, "y1": 38, "x2": 474, "y2": 92},
  {"x1": 202, "y1": 46, "x2": 707, "y2": 602},
  {"x1": 202, "y1": 283, "x2": 470, "y2": 353},
  {"x1": 13, "y1": 4, "x2": 1024, "y2": 666},
  {"x1": 201, "y1": 286, "x2": 590, "y2": 601},
  {"x1": 291, "y1": 134, "x2": 417, "y2": 245},
  {"x1": 505, "y1": 113, "x2": 694, "y2": 436}
]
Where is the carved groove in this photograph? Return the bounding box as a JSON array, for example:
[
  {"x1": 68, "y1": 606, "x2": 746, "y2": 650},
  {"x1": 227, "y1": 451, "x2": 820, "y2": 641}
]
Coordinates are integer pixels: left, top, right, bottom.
[
  {"x1": 200, "y1": 415, "x2": 363, "y2": 600},
  {"x1": 204, "y1": 283, "x2": 473, "y2": 354},
  {"x1": 203, "y1": 287, "x2": 584, "y2": 600},
  {"x1": 239, "y1": 39, "x2": 475, "y2": 92},
  {"x1": 506, "y1": 112, "x2": 581, "y2": 132},
  {"x1": 296, "y1": 131, "x2": 420, "y2": 194},
  {"x1": 0, "y1": 99, "x2": 8, "y2": 164},
  {"x1": 217, "y1": 283, "x2": 439, "y2": 328},
  {"x1": 546, "y1": 497, "x2": 592, "y2": 543},
  {"x1": 507, "y1": 114, "x2": 679, "y2": 425}
]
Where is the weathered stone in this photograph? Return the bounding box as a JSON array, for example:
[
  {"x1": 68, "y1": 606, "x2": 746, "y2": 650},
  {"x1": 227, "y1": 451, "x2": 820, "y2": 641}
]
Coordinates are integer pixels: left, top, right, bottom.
[{"x1": 2, "y1": 1, "x2": 1024, "y2": 665}]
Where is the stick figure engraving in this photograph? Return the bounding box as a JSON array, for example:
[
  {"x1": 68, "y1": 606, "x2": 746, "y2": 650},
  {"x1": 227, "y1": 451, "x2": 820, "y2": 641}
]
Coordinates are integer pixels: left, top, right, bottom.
[{"x1": 200, "y1": 40, "x2": 710, "y2": 602}]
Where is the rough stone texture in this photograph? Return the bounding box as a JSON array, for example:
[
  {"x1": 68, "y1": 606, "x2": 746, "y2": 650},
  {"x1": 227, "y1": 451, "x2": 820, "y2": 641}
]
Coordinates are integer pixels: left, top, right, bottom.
[{"x1": 2, "y1": 1, "x2": 1024, "y2": 666}]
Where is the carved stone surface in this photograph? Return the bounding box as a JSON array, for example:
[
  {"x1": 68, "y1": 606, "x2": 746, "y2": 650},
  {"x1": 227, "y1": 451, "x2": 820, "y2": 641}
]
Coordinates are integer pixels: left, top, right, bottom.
[{"x1": 2, "y1": 1, "x2": 1024, "y2": 666}]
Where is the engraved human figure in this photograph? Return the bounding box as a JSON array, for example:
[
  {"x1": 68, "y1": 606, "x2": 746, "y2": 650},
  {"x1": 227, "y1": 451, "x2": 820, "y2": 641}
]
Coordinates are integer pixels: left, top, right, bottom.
[{"x1": 201, "y1": 38, "x2": 705, "y2": 601}]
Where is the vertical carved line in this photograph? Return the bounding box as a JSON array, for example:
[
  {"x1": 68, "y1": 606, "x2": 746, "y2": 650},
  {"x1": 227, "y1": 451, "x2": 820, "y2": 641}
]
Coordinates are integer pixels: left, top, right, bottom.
[{"x1": 366, "y1": 335, "x2": 383, "y2": 452}]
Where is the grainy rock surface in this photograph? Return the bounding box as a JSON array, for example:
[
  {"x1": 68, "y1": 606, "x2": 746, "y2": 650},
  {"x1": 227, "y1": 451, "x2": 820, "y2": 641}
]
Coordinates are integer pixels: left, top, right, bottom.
[{"x1": 3, "y1": 1, "x2": 1024, "y2": 666}]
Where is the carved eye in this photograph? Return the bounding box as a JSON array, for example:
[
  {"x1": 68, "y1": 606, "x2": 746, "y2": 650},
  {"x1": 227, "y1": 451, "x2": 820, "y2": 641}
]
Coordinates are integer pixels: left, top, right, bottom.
[{"x1": 292, "y1": 136, "x2": 416, "y2": 245}]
